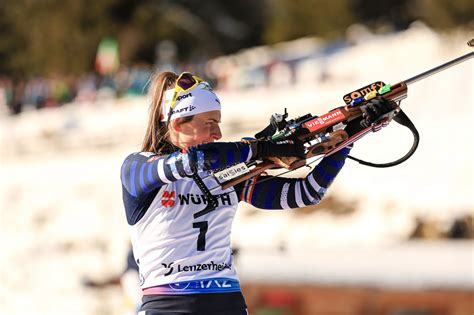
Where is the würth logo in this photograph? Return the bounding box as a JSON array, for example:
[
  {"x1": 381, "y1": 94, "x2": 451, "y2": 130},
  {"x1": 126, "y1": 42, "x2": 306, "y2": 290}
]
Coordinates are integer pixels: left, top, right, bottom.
[{"x1": 161, "y1": 191, "x2": 176, "y2": 207}]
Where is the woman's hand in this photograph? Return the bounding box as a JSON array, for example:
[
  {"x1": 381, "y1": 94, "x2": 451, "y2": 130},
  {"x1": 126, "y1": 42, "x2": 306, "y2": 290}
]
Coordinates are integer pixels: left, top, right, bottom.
[
  {"x1": 360, "y1": 97, "x2": 396, "y2": 128},
  {"x1": 253, "y1": 138, "x2": 305, "y2": 160},
  {"x1": 267, "y1": 156, "x2": 305, "y2": 169}
]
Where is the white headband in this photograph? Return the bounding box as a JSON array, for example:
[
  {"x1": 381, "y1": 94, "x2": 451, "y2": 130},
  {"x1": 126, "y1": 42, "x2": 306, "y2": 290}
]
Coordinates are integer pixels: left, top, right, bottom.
[{"x1": 161, "y1": 81, "x2": 221, "y2": 122}]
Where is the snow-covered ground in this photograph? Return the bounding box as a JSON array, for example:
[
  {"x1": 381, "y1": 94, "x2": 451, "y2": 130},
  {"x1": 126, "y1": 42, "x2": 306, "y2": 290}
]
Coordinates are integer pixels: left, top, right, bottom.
[{"x1": 0, "y1": 25, "x2": 472, "y2": 315}]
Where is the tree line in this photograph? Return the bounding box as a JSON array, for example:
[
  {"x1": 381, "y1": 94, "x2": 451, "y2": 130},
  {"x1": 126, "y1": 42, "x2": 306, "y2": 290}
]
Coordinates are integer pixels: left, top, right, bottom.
[{"x1": 0, "y1": 0, "x2": 472, "y2": 78}]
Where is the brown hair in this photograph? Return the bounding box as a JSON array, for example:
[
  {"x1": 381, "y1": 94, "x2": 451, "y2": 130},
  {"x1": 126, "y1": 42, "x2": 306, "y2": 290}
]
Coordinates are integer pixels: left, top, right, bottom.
[{"x1": 141, "y1": 71, "x2": 194, "y2": 153}]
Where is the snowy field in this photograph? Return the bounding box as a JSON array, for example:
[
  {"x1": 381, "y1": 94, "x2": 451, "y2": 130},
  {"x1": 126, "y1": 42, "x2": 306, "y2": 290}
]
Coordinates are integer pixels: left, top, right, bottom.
[{"x1": 0, "y1": 25, "x2": 473, "y2": 315}]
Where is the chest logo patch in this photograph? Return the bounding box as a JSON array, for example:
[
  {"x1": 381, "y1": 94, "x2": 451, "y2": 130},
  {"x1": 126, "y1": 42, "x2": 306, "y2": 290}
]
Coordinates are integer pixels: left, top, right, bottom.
[{"x1": 161, "y1": 191, "x2": 176, "y2": 207}]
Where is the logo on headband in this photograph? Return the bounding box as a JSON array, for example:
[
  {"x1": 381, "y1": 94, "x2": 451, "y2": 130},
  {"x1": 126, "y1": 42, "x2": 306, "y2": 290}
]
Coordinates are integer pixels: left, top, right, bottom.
[
  {"x1": 176, "y1": 93, "x2": 192, "y2": 102},
  {"x1": 200, "y1": 83, "x2": 213, "y2": 91},
  {"x1": 170, "y1": 105, "x2": 196, "y2": 115}
]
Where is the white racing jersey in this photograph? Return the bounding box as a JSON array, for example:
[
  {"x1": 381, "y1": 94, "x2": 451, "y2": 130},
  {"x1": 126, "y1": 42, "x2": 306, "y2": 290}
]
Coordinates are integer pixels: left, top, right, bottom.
[{"x1": 130, "y1": 172, "x2": 239, "y2": 291}]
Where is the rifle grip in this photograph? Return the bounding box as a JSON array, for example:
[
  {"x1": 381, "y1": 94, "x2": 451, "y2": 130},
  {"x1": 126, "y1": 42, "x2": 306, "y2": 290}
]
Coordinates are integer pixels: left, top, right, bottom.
[{"x1": 306, "y1": 130, "x2": 348, "y2": 158}]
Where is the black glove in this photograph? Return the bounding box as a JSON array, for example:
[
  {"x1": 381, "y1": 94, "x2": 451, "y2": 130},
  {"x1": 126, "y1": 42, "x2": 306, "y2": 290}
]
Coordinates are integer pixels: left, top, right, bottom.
[
  {"x1": 252, "y1": 138, "x2": 305, "y2": 160},
  {"x1": 360, "y1": 97, "x2": 395, "y2": 128}
]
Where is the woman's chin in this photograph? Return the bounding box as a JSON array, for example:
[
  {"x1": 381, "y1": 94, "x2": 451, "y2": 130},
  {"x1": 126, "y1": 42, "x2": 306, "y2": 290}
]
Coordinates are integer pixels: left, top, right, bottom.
[{"x1": 201, "y1": 140, "x2": 215, "y2": 145}]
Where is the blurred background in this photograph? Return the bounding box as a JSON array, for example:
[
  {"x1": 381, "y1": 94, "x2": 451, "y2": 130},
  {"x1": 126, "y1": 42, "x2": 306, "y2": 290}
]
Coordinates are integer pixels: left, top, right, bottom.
[{"x1": 0, "y1": 1, "x2": 473, "y2": 314}]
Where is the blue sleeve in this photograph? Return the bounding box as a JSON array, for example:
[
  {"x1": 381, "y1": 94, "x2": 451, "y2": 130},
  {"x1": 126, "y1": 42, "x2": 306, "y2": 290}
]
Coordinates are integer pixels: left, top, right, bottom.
[
  {"x1": 120, "y1": 142, "x2": 253, "y2": 199},
  {"x1": 236, "y1": 147, "x2": 350, "y2": 209}
]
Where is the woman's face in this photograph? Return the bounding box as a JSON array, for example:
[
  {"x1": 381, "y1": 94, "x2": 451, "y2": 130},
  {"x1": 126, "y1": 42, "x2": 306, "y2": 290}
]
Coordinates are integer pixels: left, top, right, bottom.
[{"x1": 173, "y1": 110, "x2": 222, "y2": 148}]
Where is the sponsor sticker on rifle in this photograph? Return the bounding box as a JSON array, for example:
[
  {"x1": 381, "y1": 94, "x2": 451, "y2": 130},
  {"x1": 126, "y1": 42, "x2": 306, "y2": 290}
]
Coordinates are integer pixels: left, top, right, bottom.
[
  {"x1": 214, "y1": 163, "x2": 250, "y2": 184},
  {"x1": 343, "y1": 81, "x2": 386, "y2": 104},
  {"x1": 303, "y1": 109, "x2": 344, "y2": 132}
]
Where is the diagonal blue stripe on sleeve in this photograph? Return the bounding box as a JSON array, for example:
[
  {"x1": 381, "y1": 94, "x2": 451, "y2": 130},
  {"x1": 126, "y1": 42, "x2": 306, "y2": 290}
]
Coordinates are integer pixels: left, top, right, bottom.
[
  {"x1": 147, "y1": 162, "x2": 156, "y2": 187},
  {"x1": 130, "y1": 161, "x2": 138, "y2": 197},
  {"x1": 139, "y1": 163, "x2": 148, "y2": 193}
]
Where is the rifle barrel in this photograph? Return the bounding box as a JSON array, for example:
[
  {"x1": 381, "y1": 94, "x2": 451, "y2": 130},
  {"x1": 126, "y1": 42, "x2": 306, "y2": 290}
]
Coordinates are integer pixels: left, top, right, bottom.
[{"x1": 405, "y1": 51, "x2": 473, "y2": 86}]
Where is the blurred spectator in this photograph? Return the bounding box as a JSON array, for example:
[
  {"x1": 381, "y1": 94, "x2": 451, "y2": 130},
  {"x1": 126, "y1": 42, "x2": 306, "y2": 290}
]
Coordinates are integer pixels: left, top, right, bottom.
[
  {"x1": 75, "y1": 74, "x2": 99, "y2": 103},
  {"x1": 125, "y1": 64, "x2": 152, "y2": 96},
  {"x1": 11, "y1": 79, "x2": 25, "y2": 115},
  {"x1": 96, "y1": 74, "x2": 118, "y2": 100},
  {"x1": 23, "y1": 76, "x2": 48, "y2": 109},
  {"x1": 50, "y1": 75, "x2": 74, "y2": 105},
  {"x1": 409, "y1": 217, "x2": 443, "y2": 240},
  {"x1": 154, "y1": 40, "x2": 179, "y2": 74},
  {"x1": 0, "y1": 76, "x2": 13, "y2": 115},
  {"x1": 447, "y1": 214, "x2": 474, "y2": 239}
]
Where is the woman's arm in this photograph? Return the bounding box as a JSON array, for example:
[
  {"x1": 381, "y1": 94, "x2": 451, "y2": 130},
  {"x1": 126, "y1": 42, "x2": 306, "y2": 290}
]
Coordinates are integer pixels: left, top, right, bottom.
[
  {"x1": 120, "y1": 142, "x2": 253, "y2": 198},
  {"x1": 235, "y1": 147, "x2": 350, "y2": 209}
]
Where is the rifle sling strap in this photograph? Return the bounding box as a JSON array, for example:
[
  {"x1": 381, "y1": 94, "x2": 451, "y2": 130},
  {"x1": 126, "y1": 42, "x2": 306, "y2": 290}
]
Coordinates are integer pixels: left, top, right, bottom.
[{"x1": 347, "y1": 109, "x2": 419, "y2": 168}]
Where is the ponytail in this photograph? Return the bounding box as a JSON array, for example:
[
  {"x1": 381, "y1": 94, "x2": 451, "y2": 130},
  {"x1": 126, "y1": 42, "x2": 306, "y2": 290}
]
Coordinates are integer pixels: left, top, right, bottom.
[{"x1": 141, "y1": 71, "x2": 178, "y2": 153}]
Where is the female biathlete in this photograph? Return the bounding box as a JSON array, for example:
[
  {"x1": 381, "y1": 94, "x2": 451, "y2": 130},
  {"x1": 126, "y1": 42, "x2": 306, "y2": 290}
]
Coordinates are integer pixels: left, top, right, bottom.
[{"x1": 121, "y1": 72, "x2": 390, "y2": 314}]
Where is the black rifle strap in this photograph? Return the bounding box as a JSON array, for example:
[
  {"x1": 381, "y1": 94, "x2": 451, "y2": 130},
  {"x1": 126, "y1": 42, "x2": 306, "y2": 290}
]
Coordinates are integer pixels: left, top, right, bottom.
[
  {"x1": 347, "y1": 109, "x2": 419, "y2": 168},
  {"x1": 192, "y1": 174, "x2": 219, "y2": 219}
]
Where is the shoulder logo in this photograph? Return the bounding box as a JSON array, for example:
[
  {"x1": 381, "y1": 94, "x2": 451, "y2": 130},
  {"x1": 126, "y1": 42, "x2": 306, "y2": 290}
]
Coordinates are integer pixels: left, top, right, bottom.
[{"x1": 147, "y1": 156, "x2": 160, "y2": 162}]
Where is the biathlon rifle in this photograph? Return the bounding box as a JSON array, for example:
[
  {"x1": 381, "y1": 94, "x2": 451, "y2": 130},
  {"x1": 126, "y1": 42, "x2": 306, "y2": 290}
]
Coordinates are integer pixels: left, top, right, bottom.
[{"x1": 209, "y1": 44, "x2": 473, "y2": 192}]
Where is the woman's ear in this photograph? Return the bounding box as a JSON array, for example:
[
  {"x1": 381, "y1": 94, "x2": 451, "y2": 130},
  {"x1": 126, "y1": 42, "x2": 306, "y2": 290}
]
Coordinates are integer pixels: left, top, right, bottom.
[{"x1": 169, "y1": 119, "x2": 181, "y2": 132}]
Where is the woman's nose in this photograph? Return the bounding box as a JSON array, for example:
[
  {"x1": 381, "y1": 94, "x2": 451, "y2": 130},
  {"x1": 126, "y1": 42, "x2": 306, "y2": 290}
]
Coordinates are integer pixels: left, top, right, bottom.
[{"x1": 211, "y1": 125, "x2": 222, "y2": 140}]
